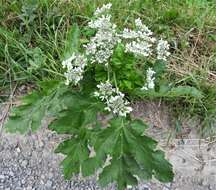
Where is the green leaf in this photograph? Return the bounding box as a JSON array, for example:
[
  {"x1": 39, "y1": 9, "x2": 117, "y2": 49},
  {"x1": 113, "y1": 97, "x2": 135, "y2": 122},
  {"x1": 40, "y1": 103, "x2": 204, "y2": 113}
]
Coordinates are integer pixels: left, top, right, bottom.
[
  {"x1": 55, "y1": 135, "x2": 90, "y2": 179},
  {"x1": 35, "y1": 87, "x2": 173, "y2": 190},
  {"x1": 38, "y1": 80, "x2": 62, "y2": 95},
  {"x1": 168, "y1": 86, "x2": 203, "y2": 98},
  {"x1": 49, "y1": 92, "x2": 104, "y2": 134},
  {"x1": 83, "y1": 118, "x2": 174, "y2": 190},
  {"x1": 153, "y1": 60, "x2": 166, "y2": 77},
  {"x1": 27, "y1": 47, "x2": 46, "y2": 72},
  {"x1": 49, "y1": 94, "x2": 104, "y2": 178},
  {"x1": 4, "y1": 80, "x2": 65, "y2": 134},
  {"x1": 95, "y1": 64, "x2": 107, "y2": 82},
  {"x1": 80, "y1": 68, "x2": 97, "y2": 94},
  {"x1": 130, "y1": 119, "x2": 149, "y2": 134},
  {"x1": 64, "y1": 24, "x2": 80, "y2": 58},
  {"x1": 134, "y1": 85, "x2": 203, "y2": 99},
  {"x1": 99, "y1": 156, "x2": 138, "y2": 190},
  {"x1": 111, "y1": 44, "x2": 144, "y2": 91}
]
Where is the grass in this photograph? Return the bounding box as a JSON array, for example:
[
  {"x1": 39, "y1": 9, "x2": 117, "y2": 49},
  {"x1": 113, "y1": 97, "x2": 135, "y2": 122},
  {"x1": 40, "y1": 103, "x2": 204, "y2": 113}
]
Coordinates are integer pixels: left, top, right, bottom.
[{"x1": 0, "y1": 0, "x2": 216, "y2": 135}]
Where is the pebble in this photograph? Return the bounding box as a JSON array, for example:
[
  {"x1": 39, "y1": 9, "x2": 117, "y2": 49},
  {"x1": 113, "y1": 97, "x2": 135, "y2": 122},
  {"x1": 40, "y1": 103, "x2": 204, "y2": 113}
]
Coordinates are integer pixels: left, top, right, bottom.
[
  {"x1": 16, "y1": 147, "x2": 21, "y2": 153},
  {"x1": 0, "y1": 175, "x2": 5, "y2": 180},
  {"x1": 21, "y1": 160, "x2": 28, "y2": 168},
  {"x1": 8, "y1": 171, "x2": 14, "y2": 176},
  {"x1": 163, "y1": 187, "x2": 170, "y2": 190},
  {"x1": 26, "y1": 186, "x2": 33, "y2": 190},
  {"x1": 46, "y1": 180, "x2": 53, "y2": 187}
]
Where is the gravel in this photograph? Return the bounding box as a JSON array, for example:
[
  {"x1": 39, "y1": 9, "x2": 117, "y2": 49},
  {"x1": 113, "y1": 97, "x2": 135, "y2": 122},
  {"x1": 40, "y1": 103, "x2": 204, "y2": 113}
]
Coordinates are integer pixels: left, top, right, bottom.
[
  {"x1": 1, "y1": 131, "x2": 215, "y2": 190},
  {"x1": 0, "y1": 130, "x2": 158, "y2": 190},
  {"x1": 0, "y1": 102, "x2": 215, "y2": 190}
]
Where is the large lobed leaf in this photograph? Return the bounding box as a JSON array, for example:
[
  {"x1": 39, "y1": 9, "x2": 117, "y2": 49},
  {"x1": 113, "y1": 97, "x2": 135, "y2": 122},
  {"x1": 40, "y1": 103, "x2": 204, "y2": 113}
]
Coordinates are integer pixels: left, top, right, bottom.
[
  {"x1": 49, "y1": 93, "x2": 105, "y2": 179},
  {"x1": 55, "y1": 116, "x2": 174, "y2": 190},
  {"x1": 85, "y1": 118, "x2": 174, "y2": 190},
  {"x1": 49, "y1": 93, "x2": 104, "y2": 134},
  {"x1": 5, "y1": 80, "x2": 67, "y2": 134}
]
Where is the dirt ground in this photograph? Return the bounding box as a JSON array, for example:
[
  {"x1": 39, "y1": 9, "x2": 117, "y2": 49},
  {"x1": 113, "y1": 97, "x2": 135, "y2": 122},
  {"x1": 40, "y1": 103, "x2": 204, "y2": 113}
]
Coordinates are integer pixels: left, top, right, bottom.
[{"x1": 0, "y1": 101, "x2": 216, "y2": 190}]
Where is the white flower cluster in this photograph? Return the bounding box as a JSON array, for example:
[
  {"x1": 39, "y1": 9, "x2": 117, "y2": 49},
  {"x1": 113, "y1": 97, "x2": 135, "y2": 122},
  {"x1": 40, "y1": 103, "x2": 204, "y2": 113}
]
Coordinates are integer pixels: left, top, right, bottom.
[
  {"x1": 119, "y1": 17, "x2": 171, "y2": 61},
  {"x1": 61, "y1": 3, "x2": 171, "y2": 94},
  {"x1": 88, "y1": 15, "x2": 113, "y2": 30},
  {"x1": 62, "y1": 53, "x2": 87, "y2": 85},
  {"x1": 94, "y1": 3, "x2": 112, "y2": 17},
  {"x1": 141, "y1": 68, "x2": 156, "y2": 90},
  {"x1": 156, "y1": 39, "x2": 170, "y2": 61},
  {"x1": 85, "y1": 4, "x2": 170, "y2": 65},
  {"x1": 120, "y1": 18, "x2": 156, "y2": 57},
  {"x1": 94, "y1": 81, "x2": 115, "y2": 100},
  {"x1": 94, "y1": 81, "x2": 133, "y2": 117},
  {"x1": 85, "y1": 4, "x2": 119, "y2": 65}
]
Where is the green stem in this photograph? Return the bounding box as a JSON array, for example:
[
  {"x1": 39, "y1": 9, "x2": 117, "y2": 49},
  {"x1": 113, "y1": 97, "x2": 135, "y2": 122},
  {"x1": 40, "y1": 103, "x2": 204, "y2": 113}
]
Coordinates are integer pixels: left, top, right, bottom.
[
  {"x1": 113, "y1": 72, "x2": 118, "y2": 90},
  {"x1": 107, "y1": 63, "x2": 111, "y2": 81}
]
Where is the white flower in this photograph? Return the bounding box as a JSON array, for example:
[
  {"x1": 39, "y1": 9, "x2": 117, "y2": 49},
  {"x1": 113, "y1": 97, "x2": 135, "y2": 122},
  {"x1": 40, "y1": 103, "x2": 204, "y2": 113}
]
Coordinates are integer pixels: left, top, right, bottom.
[
  {"x1": 88, "y1": 15, "x2": 113, "y2": 30},
  {"x1": 94, "y1": 3, "x2": 112, "y2": 16},
  {"x1": 121, "y1": 28, "x2": 139, "y2": 39},
  {"x1": 134, "y1": 18, "x2": 143, "y2": 28},
  {"x1": 87, "y1": 144, "x2": 96, "y2": 158},
  {"x1": 125, "y1": 40, "x2": 153, "y2": 57},
  {"x1": 103, "y1": 154, "x2": 112, "y2": 168},
  {"x1": 94, "y1": 81, "x2": 132, "y2": 117},
  {"x1": 62, "y1": 54, "x2": 75, "y2": 69},
  {"x1": 120, "y1": 18, "x2": 156, "y2": 57},
  {"x1": 85, "y1": 8, "x2": 119, "y2": 65},
  {"x1": 105, "y1": 92, "x2": 133, "y2": 117},
  {"x1": 135, "y1": 18, "x2": 153, "y2": 36},
  {"x1": 141, "y1": 68, "x2": 156, "y2": 90},
  {"x1": 94, "y1": 81, "x2": 116, "y2": 100},
  {"x1": 157, "y1": 39, "x2": 170, "y2": 61},
  {"x1": 61, "y1": 53, "x2": 87, "y2": 85}
]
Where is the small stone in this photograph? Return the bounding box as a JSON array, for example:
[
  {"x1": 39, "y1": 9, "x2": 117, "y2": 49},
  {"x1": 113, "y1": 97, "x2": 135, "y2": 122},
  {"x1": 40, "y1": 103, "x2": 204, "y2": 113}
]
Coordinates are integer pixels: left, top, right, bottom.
[
  {"x1": 142, "y1": 184, "x2": 150, "y2": 190},
  {"x1": 23, "y1": 150, "x2": 32, "y2": 157},
  {"x1": 0, "y1": 175, "x2": 5, "y2": 180},
  {"x1": 38, "y1": 141, "x2": 44, "y2": 148},
  {"x1": 0, "y1": 146, "x2": 4, "y2": 152},
  {"x1": 202, "y1": 179, "x2": 209, "y2": 186},
  {"x1": 182, "y1": 158, "x2": 186, "y2": 163},
  {"x1": 46, "y1": 180, "x2": 53, "y2": 188},
  {"x1": 48, "y1": 172, "x2": 54, "y2": 179},
  {"x1": 47, "y1": 133, "x2": 53, "y2": 139},
  {"x1": 40, "y1": 180, "x2": 45, "y2": 185},
  {"x1": 26, "y1": 186, "x2": 33, "y2": 190},
  {"x1": 198, "y1": 179, "x2": 203, "y2": 186},
  {"x1": 26, "y1": 169, "x2": 32, "y2": 176},
  {"x1": 8, "y1": 171, "x2": 14, "y2": 177},
  {"x1": 16, "y1": 147, "x2": 21, "y2": 153},
  {"x1": 21, "y1": 160, "x2": 28, "y2": 168},
  {"x1": 163, "y1": 183, "x2": 171, "y2": 190},
  {"x1": 17, "y1": 181, "x2": 22, "y2": 187},
  {"x1": 15, "y1": 188, "x2": 23, "y2": 190},
  {"x1": 21, "y1": 179, "x2": 26, "y2": 184}
]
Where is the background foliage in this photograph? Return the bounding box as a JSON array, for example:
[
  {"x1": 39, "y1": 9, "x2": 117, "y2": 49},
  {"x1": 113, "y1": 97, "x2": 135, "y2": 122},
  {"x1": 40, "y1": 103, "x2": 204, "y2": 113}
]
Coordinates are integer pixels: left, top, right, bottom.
[{"x1": 0, "y1": 0, "x2": 216, "y2": 135}]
